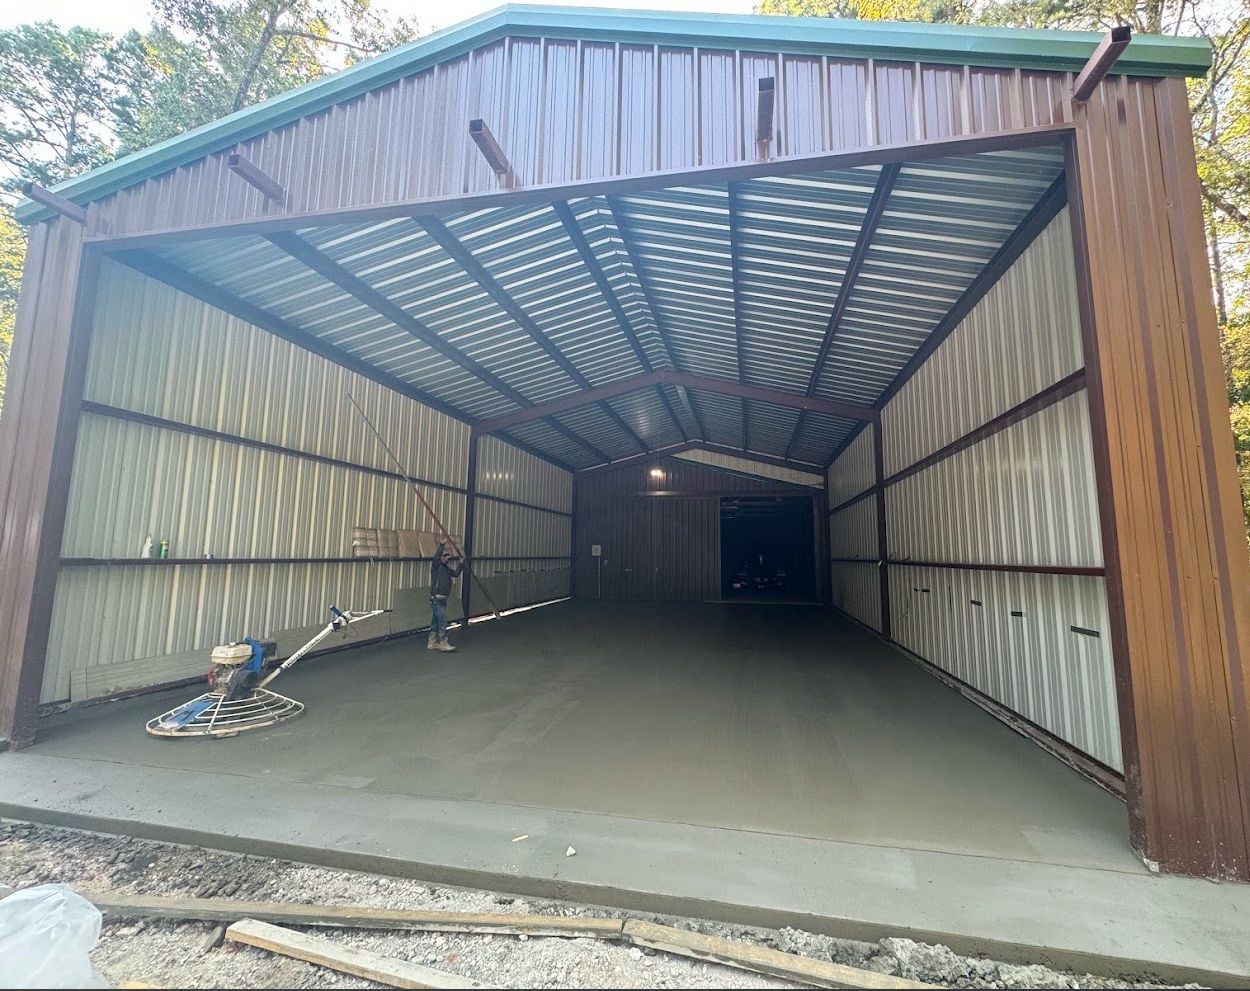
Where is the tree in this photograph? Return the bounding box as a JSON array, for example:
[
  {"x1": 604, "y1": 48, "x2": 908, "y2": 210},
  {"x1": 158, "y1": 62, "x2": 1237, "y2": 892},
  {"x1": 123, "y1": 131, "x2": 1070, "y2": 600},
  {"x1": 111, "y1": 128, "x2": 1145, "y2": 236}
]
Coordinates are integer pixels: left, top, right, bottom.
[
  {"x1": 0, "y1": 23, "x2": 146, "y2": 194},
  {"x1": 757, "y1": 0, "x2": 974, "y2": 21},
  {"x1": 0, "y1": 210, "x2": 25, "y2": 413}
]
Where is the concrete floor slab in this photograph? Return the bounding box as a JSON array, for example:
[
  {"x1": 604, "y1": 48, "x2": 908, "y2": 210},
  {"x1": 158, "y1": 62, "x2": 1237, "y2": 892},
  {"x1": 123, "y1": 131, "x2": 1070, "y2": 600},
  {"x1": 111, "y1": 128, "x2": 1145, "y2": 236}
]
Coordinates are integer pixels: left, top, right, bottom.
[{"x1": 3, "y1": 602, "x2": 1246, "y2": 983}]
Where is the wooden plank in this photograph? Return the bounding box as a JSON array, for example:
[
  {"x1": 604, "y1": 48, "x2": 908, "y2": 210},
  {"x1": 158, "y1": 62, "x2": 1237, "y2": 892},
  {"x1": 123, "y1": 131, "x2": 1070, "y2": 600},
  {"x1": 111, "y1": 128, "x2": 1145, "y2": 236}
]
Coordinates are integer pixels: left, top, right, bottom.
[
  {"x1": 622, "y1": 920, "x2": 940, "y2": 990},
  {"x1": 84, "y1": 890, "x2": 624, "y2": 938},
  {"x1": 226, "y1": 918, "x2": 496, "y2": 989}
]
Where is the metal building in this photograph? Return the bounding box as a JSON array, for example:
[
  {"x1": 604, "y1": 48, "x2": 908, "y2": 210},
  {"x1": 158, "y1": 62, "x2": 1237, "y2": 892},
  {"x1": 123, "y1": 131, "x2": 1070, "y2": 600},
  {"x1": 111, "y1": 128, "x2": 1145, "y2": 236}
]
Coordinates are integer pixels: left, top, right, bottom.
[{"x1": 1, "y1": 5, "x2": 1247, "y2": 884}]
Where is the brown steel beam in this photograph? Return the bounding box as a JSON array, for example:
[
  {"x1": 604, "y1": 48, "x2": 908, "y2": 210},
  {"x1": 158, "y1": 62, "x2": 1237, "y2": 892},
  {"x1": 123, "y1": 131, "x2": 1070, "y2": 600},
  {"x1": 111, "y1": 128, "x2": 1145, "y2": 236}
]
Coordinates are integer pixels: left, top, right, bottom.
[
  {"x1": 667, "y1": 371, "x2": 877, "y2": 422},
  {"x1": 573, "y1": 442, "x2": 698, "y2": 479},
  {"x1": 416, "y1": 215, "x2": 651, "y2": 455},
  {"x1": 474, "y1": 370, "x2": 878, "y2": 436},
  {"x1": 604, "y1": 195, "x2": 707, "y2": 441},
  {"x1": 227, "y1": 153, "x2": 286, "y2": 204},
  {"x1": 86, "y1": 123, "x2": 1077, "y2": 253},
  {"x1": 755, "y1": 77, "x2": 776, "y2": 157},
  {"x1": 469, "y1": 119, "x2": 513, "y2": 185},
  {"x1": 112, "y1": 249, "x2": 477, "y2": 426},
  {"x1": 726, "y1": 181, "x2": 751, "y2": 451},
  {"x1": 264, "y1": 231, "x2": 605, "y2": 467},
  {"x1": 550, "y1": 200, "x2": 686, "y2": 444},
  {"x1": 265, "y1": 232, "x2": 529, "y2": 407},
  {"x1": 874, "y1": 174, "x2": 1069, "y2": 410},
  {"x1": 692, "y1": 441, "x2": 824, "y2": 476},
  {"x1": 0, "y1": 234, "x2": 97, "y2": 748},
  {"x1": 786, "y1": 163, "x2": 900, "y2": 462},
  {"x1": 1072, "y1": 26, "x2": 1132, "y2": 102},
  {"x1": 873, "y1": 424, "x2": 891, "y2": 639},
  {"x1": 21, "y1": 183, "x2": 87, "y2": 225}
]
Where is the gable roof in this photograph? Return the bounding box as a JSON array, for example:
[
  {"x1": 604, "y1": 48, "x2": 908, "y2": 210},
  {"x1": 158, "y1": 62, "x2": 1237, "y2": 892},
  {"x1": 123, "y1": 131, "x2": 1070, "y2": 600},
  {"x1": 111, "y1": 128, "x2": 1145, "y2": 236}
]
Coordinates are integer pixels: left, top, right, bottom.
[{"x1": 15, "y1": 3, "x2": 1210, "y2": 224}]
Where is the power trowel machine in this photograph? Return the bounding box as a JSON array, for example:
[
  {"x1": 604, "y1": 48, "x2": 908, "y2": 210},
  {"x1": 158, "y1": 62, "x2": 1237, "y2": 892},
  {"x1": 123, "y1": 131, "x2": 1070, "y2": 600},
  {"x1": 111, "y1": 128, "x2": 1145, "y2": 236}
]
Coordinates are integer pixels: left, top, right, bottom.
[{"x1": 145, "y1": 606, "x2": 386, "y2": 739}]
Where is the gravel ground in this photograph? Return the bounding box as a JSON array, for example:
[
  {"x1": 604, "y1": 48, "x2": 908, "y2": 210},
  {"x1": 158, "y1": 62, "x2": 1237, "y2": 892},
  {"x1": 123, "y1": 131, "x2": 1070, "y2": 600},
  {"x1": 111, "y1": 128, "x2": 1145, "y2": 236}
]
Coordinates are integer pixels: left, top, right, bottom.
[{"x1": 0, "y1": 820, "x2": 1205, "y2": 990}]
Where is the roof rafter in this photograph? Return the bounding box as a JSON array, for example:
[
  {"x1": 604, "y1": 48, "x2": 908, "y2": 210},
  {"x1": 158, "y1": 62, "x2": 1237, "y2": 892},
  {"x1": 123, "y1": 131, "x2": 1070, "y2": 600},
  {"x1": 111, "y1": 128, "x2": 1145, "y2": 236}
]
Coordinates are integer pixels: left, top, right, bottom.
[
  {"x1": 110, "y1": 248, "x2": 580, "y2": 474},
  {"x1": 573, "y1": 439, "x2": 824, "y2": 479},
  {"x1": 552, "y1": 200, "x2": 687, "y2": 444},
  {"x1": 264, "y1": 230, "x2": 611, "y2": 466},
  {"x1": 416, "y1": 214, "x2": 652, "y2": 457},
  {"x1": 605, "y1": 194, "x2": 709, "y2": 442},
  {"x1": 473, "y1": 369, "x2": 878, "y2": 436},
  {"x1": 783, "y1": 163, "x2": 900, "y2": 463},
  {"x1": 727, "y1": 180, "x2": 750, "y2": 453}
]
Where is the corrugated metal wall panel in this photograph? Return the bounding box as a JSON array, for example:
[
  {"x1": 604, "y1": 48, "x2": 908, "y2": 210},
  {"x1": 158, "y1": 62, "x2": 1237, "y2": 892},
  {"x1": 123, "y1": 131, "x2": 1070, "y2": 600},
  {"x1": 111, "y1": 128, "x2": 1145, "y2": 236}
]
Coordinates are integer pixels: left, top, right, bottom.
[
  {"x1": 674, "y1": 449, "x2": 823, "y2": 488},
  {"x1": 92, "y1": 48, "x2": 1071, "y2": 237},
  {"x1": 830, "y1": 561, "x2": 881, "y2": 632},
  {"x1": 473, "y1": 502, "x2": 570, "y2": 558},
  {"x1": 470, "y1": 559, "x2": 570, "y2": 612},
  {"x1": 62, "y1": 412, "x2": 463, "y2": 560},
  {"x1": 889, "y1": 565, "x2": 1120, "y2": 770},
  {"x1": 45, "y1": 263, "x2": 472, "y2": 704},
  {"x1": 476, "y1": 435, "x2": 573, "y2": 512},
  {"x1": 887, "y1": 392, "x2": 1101, "y2": 568},
  {"x1": 45, "y1": 560, "x2": 437, "y2": 704},
  {"x1": 829, "y1": 496, "x2": 877, "y2": 560},
  {"x1": 882, "y1": 212, "x2": 1083, "y2": 475},
  {"x1": 83, "y1": 261, "x2": 468, "y2": 487},
  {"x1": 826, "y1": 425, "x2": 874, "y2": 506}
]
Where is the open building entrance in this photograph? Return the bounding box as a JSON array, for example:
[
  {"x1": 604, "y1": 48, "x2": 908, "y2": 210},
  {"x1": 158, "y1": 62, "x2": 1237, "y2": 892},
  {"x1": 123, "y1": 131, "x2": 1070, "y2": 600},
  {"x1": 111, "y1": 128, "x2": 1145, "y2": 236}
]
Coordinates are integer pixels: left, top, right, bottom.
[
  {"x1": 721, "y1": 496, "x2": 817, "y2": 602},
  {"x1": 25, "y1": 138, "x2": 1128, "y2": 869},
  {"x1": 5, "y1": 39, "x2": 1247, "y2": 882}
]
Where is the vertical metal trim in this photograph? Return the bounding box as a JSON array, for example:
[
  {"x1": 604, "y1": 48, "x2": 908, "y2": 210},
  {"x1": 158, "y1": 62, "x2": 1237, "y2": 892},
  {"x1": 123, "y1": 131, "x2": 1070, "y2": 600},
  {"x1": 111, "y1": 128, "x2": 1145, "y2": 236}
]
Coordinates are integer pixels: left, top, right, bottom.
[
  {"x1": 873, "y1": 422, "x2": 891, "y2": 638},
  {"x1": 462, "y1": 431, "x2": 480, "y2": 622}
]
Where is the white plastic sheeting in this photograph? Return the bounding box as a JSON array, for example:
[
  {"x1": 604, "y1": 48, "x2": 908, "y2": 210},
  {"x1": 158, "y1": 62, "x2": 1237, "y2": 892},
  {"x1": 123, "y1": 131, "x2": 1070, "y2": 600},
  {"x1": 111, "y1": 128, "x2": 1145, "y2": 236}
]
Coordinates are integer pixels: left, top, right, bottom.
[
  {"x1": 889, "y1": 566, "x2": 1121, "y2": 770},
  {"x1": 882, "y1": 211, "x2": 1083, "y2": 475},
  {"x1": 887, "y1": 393, "x2": 1102, "y2": 569}
]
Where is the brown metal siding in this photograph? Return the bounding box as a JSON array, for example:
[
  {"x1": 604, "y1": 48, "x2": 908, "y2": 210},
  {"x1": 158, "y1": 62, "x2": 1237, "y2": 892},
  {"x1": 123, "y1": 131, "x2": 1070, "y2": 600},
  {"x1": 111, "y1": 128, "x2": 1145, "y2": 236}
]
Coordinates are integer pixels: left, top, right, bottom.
[
  {"x1": 82, "y1": 45, "x2": 1077, "y2": 238},
  {"x1": 0, "y1": 220, "x2": 92, "y2": 745},
  {"x1": 573, "y1": 455, "x2": 808, "y2": 601},
  {"x1": 1068, "y1": 76, "x2": 1250, "y2": 879}
]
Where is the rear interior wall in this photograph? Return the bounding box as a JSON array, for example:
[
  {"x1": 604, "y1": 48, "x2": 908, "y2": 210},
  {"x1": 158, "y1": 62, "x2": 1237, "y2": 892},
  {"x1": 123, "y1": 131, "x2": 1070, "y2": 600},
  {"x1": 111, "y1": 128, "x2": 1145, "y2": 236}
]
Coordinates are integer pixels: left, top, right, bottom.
[
  {"x1": 827, "y1": 210, "x2": 1121, "y2": 771},
  {"x1": 42, "y1": 260, "x2": 571, "y2": 706}
]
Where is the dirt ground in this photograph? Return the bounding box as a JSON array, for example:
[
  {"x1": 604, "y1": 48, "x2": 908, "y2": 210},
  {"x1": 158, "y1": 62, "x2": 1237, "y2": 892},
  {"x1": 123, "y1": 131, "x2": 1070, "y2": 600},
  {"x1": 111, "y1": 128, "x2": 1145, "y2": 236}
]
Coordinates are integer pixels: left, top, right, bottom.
[{"x1": 0, "y1": 820, "x2": 1205, "y2": 990}]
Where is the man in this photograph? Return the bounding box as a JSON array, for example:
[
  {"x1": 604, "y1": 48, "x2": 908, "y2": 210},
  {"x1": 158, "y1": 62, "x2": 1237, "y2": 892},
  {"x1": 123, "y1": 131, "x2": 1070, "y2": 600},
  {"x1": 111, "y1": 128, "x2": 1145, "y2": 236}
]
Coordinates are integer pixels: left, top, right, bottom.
[{"x1": 428, "y1": 542, "x2": 464, "y2": 652}]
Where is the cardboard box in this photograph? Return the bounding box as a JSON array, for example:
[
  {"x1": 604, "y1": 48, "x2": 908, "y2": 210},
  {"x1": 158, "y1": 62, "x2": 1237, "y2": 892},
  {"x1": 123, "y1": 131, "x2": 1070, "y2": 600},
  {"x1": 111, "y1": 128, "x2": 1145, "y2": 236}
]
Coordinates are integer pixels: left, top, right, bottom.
[
  {"x1": 396, "y1": 529, "x2": 424, "y2": 559},
  {"x1": 377, "y1": 528, "x2": 400, "y2": 558}
]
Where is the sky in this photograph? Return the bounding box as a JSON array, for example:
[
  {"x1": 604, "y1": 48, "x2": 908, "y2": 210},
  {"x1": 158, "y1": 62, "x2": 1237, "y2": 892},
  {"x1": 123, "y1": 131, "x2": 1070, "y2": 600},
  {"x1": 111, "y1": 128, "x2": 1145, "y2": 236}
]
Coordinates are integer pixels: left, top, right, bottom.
[{"x1": 0, "y1": 0, "x2": 758, "y2": 36}]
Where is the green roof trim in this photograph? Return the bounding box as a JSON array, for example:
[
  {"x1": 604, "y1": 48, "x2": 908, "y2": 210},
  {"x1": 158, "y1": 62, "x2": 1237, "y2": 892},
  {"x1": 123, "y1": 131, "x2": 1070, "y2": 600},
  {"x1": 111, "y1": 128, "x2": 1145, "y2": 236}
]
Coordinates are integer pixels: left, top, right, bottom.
[{"x1": 14, "y1": 3, "x2": 1211, "y2": 224}]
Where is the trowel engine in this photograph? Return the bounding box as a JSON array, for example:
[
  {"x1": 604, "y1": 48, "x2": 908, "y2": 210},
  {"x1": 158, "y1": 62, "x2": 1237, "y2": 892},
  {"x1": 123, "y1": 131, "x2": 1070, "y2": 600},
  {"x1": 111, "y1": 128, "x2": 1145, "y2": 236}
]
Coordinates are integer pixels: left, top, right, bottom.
[
  {"x1": 145, "y1": 606, "x2": 387, "y2": 738},
  {"x1": 205, "y1": 638, "x2": 277, "y2": 703}
]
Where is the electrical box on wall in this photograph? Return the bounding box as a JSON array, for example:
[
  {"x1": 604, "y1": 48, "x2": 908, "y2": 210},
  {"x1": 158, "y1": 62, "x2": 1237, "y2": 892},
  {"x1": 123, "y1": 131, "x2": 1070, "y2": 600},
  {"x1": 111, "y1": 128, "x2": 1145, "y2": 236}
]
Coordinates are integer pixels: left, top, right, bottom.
[{"x1": 591, "y1": 544, "x2": 602, "y2": 557}]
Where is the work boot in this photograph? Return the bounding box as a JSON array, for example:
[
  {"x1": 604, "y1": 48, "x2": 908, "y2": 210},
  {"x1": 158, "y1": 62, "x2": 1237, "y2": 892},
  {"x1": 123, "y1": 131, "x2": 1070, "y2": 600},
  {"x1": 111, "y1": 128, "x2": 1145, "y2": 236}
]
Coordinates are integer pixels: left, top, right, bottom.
[
  {"x1": 426, "y1": 634, "x2": 439, "y2": 650},
  {"x1": 437, "y1": 637, "x2": 457, "y2": 653}
]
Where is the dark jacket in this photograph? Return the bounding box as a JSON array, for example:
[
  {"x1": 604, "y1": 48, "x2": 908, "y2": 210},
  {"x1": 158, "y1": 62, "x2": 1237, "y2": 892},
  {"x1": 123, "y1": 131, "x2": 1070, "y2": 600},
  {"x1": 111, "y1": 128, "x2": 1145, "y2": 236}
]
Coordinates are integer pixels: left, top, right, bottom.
[{"x1": 430, "y1": 544, "x2": 463, "y2": 598}]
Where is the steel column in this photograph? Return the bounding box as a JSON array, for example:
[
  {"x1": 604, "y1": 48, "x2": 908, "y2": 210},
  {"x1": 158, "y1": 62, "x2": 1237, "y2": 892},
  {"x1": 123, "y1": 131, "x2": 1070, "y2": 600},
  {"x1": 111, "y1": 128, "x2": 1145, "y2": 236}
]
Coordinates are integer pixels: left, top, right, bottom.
[
  {"x1": 461, "y1": 432, "x2": 480, "y2": 624},
  {"x1": 0, "y1": 229, "x2": 97, "y2": 747}
]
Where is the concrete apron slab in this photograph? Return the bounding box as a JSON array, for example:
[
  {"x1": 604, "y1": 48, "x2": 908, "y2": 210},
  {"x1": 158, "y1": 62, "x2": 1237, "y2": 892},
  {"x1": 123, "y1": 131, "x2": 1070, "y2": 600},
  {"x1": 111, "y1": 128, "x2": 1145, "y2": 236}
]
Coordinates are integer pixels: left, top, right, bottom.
[{"x1": 1, "y1": 751, "x2": 1246, "y2": 988}]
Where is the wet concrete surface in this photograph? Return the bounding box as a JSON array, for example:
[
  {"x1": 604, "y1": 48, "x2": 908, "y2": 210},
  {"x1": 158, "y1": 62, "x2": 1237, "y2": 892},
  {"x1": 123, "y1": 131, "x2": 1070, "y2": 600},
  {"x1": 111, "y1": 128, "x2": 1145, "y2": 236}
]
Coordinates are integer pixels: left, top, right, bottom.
[{"x1": 28, "y1": 600, "x2": 1135, "y2": 871}]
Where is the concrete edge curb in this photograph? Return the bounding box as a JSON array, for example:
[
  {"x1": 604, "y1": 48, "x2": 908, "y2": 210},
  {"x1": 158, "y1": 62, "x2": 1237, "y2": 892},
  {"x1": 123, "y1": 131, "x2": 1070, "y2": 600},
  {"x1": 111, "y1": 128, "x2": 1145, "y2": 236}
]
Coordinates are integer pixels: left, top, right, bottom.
[{"x1": 1, "y1": 801, "x2": 1243, "y2": 989}]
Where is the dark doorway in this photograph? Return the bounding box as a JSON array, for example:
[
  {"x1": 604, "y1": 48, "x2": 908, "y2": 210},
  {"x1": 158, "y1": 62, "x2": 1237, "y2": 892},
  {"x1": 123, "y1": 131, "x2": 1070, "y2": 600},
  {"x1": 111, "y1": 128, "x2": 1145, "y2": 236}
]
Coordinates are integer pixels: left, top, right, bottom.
[{"x1": 720, "y1": 496, "x2": 816, "y2": 601}]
